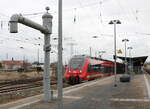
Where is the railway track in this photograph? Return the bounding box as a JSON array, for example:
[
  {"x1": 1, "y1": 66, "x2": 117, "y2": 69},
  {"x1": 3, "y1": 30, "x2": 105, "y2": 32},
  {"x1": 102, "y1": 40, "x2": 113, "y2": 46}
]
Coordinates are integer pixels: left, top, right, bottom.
[
  {"x1": 0, "y1": 77, "x2": 43, "y2": 89},
  {"x1": 0, "y1": 83, "x2": 41, "y2": 94},
  {"x1": 0, "y1": 80, "x2": 57, "y2": 95}
]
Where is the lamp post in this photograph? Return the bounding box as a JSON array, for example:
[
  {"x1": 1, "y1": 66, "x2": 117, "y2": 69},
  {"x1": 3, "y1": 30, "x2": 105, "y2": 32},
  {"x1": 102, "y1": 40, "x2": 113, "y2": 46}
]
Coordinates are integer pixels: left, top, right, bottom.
[
  {"x1": 92, "y1": 36, "x2": 99, "y2": 38},
  {"x1": 120, "y1": 39, "x2": 131, "y2": 82},
  {"x1": 36, "y1": 44, "x2": 40, "y2": 64},
  {"x1": 92, "y1": 36, "x2": 100, "y2": 58},
  {"x1": 89, "y1": 47, "x2": 92, "y2": 57},
  {"x1": 109, "y1": 20, "x2": 121, "y2": 87},
  {"x1": 20, "y1": 47, "x2": 25, "y2": 61},
  {"x1": 34, "y1": 43, "x2": 41, "y2": 73},
  {"x1": 127, "y1": 46, "x2": 133, "y2": 73},
  {"x1": 20, "y1": 46, "x2": 25, "y2": 70},
  {"x1": 122, "y1": 39, "x2": 129, "y2": 74},
  {"x1": 99, "y1": 51, "x2": 106, "y2": 59},
  {"x1": 95, "y1": 51, "x2": 97, "y2": 57},
  {"x1": 20, "y1": 47, "x2": 24, "y2": 59}
]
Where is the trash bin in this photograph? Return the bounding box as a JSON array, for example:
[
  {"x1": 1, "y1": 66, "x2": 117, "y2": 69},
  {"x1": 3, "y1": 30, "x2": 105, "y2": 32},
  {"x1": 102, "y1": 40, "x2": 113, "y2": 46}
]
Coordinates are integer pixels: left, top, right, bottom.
[{"x1": 120, "y1": 74, "x2": 130, "y2": 82}]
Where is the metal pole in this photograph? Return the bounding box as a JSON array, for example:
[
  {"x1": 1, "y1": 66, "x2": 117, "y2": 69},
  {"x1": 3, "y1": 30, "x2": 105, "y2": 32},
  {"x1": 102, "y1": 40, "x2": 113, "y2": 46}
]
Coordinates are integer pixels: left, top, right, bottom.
[
  {"x1": 95, "y1": 51, "x2": 97, "y2": 57},
  {"x1": 43, "y1": 33, "x2": 51, "y2": 101},
  {"x1": 129, "y1": 49, "x2": 131, "y2": 73},
  {"x1": 90, "y1": 47, "x2": 92, "y2": 57},
  {"x1": 42, "y1": 8, "x2": 53, "y2": 101},
  {"x1": 125, "y1": 40, "x2": 127, "y2": 74},
  {"x1": 37, "y1": 48, "x2": 39, "y2": 63},
  {"x1": 58, "y1": 0, "x2": 63, "y2": 108},
  {"x1": 128, "y1": 47, "x2": 133, "y2": 73},
  {"x1": 131, "y1": 50, "x2": 133, "y2": 73},
  {"x1": 37, "y1": 48, "x2": 40, "y2": 74},
  {"x1": 6, "y1": 53, "x2": 8, "y2": 60},
  {"x1": 114, "y1": 22, "x2": 117, "y2": 87},
  {"x1": 71, "y1": 43, "x2": 73, "y2": 58}
]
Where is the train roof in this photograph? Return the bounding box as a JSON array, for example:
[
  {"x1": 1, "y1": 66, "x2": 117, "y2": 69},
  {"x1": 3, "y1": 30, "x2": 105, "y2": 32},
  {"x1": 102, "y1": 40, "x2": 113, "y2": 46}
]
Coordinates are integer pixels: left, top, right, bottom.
[
  {"x1": 72, "y1": 55, "x2": 90, "y2": 59},
  {"x1": 72, "y1": 55, "x2": 123, "y2": 64}
]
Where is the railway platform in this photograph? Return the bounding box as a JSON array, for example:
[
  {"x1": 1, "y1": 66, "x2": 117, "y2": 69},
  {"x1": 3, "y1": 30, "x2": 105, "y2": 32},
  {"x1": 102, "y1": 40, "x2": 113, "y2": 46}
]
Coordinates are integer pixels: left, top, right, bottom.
[{"x1": 0, "y1": 74, "x2": 150, "y2": 109}]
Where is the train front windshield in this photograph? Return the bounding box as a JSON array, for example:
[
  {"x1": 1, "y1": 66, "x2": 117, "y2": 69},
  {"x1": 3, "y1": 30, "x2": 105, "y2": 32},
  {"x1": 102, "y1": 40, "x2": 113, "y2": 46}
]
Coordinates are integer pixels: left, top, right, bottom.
[{"x1": 69, "y1": 58, "x2": 84, "y2": 69}]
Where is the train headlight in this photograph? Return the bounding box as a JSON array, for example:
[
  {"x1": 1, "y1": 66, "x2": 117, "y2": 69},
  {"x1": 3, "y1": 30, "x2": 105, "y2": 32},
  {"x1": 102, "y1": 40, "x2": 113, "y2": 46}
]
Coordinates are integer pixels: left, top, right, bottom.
[{"x1": 79, "y1": 70, "x2": 82, "y2": 73}]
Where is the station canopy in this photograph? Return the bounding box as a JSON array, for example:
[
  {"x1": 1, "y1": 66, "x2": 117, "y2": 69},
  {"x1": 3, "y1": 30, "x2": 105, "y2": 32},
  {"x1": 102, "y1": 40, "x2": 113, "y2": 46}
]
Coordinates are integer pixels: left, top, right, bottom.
[{"x1": 117, "y1": 56, "x2": 148, "y2": 66}]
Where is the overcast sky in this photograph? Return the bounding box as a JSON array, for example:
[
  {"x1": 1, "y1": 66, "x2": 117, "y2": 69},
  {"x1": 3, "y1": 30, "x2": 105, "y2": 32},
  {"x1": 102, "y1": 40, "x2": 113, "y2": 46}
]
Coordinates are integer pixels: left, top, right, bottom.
[{"x1": 0, "y1": 0, "x2": 150, "y2": 63}]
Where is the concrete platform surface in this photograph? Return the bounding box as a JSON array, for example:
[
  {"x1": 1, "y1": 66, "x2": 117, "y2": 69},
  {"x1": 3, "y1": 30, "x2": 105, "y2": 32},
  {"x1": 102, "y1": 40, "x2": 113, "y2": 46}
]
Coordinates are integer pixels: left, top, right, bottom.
[{"x1": 1, "y1": 74, "x2": 150, "y2": 109}]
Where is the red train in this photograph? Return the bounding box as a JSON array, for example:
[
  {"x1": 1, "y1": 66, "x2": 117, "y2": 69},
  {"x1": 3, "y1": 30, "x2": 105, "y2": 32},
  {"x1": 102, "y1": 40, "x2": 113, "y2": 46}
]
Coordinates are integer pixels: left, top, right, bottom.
[{"x1": 64, "y1": 55, "x2": 114, "y2": 84}]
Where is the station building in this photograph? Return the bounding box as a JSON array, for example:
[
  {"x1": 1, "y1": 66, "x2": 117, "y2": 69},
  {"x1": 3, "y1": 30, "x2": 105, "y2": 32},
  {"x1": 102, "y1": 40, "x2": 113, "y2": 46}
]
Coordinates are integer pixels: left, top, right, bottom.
[{"x1": 117, "y1": 56, "x2": 148, "y2": 74}]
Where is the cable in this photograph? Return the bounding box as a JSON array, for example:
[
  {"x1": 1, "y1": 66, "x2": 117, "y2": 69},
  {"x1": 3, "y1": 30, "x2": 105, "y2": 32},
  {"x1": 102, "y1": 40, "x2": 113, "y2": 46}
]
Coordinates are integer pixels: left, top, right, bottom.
[{"x1": 22, "y1": 12, "x2": 45, "y2": 16}]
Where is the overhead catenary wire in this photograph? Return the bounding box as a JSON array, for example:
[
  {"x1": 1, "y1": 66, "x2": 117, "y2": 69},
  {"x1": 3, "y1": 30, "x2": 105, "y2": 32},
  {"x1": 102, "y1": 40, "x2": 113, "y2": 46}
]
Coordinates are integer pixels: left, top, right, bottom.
[
  {"x1": 99, "y1": 0, "x2": 103, "y2": 24},
  {"x1": 0, "y1": 1, "x2": 149, "y2": 21},
  {"x1": 0, "y1": 1, "x2": 148, "y2": 28},
  {"x1": 113, "y1": 0, "x2": 147, "y2": 36},
  {"x1": 22, "y1": 12, "x2": 45, "y2": 16},
  {"x1": 114, "y1": 0, "x2": 134, "y2": 23},
  {"x1": 0, "y1": 1, "x2": 150, "y2": 61}
]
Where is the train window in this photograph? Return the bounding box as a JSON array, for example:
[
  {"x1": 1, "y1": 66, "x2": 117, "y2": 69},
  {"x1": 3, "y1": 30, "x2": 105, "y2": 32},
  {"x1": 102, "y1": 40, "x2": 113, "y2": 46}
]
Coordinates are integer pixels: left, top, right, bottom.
[
  {"x1": 88, "y1": 64, "x2": 101, "y2": 73},
  {"x1": 102, "y1": 66, "x2": 113, "y2": 73},
  {"x1": 69, "y1": 58, "x2": 84, "y2": 69},
  {"x1": 88, "y1": 64, "x2": 92, "y2": 72},
  {"x1": 100, "y1": 66, "x2": 104, "y2": 72}
]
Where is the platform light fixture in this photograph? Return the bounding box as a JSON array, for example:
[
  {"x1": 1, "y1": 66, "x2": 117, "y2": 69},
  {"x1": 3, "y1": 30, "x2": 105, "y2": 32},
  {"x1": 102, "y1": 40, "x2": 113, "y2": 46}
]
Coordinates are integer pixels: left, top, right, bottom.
[
  {"x1": 108, "y1": 20, "x2": 121, "y2": 87},
  {"x1": 99, "y1": 51, "x2": 106, "y2": 59},
  {"x1": 127, "y1": 46, "x2": 133, "y2": 73},
  {"x1": 122, "y1": 38, "x2": 129, "y2": 74}
]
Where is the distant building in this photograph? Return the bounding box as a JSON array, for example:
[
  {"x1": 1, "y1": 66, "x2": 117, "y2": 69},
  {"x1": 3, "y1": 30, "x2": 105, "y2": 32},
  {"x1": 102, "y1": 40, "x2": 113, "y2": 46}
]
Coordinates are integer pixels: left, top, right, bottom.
[
  {"x1": 0, "y1": 62, "x2": 2, "y2": 68},
  {"x1": 1, "y1": 60, "x2": 31, "y2": 70},
  {"x1": 32, "y1": 62, "x2": 44, "y2": 71}
]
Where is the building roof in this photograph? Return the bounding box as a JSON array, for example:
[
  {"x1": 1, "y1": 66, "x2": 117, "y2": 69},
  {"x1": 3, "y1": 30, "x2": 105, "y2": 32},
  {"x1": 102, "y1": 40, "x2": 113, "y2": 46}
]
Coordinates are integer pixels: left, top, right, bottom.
[
  {"x1": 117, "y1": 56, "x2": 148, "y2": 66},
  {"x1": 1, "y1": 60, "x2": 24, "y2": 65}
]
